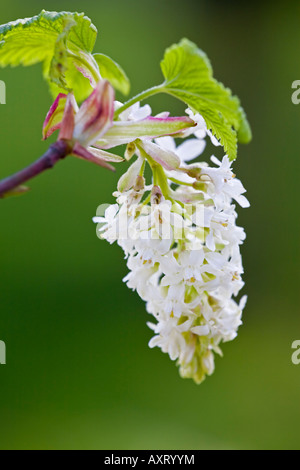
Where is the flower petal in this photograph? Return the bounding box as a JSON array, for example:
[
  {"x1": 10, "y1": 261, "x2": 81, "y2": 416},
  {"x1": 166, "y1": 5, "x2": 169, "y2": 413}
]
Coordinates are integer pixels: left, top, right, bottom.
[
  {"x1": 154, "y1": 136, "x2": 176, "y2": 152},
  {"x1": 176, "y1": 138, "x2": 206, "y2": 162},
  {"x1": 191, "y1": 325, "x2": 210, "y2": 336}
]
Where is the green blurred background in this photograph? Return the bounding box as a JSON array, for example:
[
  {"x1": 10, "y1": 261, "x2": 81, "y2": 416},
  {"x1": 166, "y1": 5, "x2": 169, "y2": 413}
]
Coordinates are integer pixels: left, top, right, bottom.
[{"x1": 0, "y1": 0, "x2": 299, "y2": 450}]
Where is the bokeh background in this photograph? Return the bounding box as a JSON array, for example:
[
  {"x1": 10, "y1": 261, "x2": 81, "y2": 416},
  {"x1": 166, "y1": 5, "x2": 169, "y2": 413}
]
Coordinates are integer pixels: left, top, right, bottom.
[{"x1": 0, "y1": 0, "x2": 299, "y2": 450}]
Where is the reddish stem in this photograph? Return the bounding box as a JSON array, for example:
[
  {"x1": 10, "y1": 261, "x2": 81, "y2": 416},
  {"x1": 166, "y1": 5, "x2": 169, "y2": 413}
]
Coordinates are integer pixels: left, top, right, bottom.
[{"x1": 0, "y1": 140, "x2": 71, "y2": 198}]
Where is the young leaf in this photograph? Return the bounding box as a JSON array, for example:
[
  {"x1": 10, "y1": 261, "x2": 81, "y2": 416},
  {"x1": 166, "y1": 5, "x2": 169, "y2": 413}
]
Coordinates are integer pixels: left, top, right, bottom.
[
  {"x1": 43, "y1": 54, "x2": 94, "y2": 103},
  {"x1": 0, "y1": 10, "x2": 97, "y2": 100},
  {"x1": 0, "y1": 10, "x2": 97, "y2": 65},
  {"x1": 160, "y1": 39, "x2": 252, "y2": 160},
  {"x1": 48, "y1": 18, "x2": 76, "y2": 90},
  {"x1": 94, "y1": 53, "x2": 130, "y2": 95}
]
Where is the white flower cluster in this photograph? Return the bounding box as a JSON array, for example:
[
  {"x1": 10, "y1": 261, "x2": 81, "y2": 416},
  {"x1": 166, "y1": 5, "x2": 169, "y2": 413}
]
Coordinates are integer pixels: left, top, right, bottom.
[{"x1": 94, "y1": 104, "x2": 249, "y2": 384}]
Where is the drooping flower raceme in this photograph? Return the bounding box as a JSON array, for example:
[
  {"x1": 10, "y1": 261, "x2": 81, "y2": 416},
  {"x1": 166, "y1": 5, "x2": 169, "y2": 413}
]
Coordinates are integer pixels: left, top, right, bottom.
[
  {"x1": 94, "y1": 102, "x2": 249, "y2": 384},
  {"x1": 42, "y1": 80, "x2": 250, "y2": 384}
]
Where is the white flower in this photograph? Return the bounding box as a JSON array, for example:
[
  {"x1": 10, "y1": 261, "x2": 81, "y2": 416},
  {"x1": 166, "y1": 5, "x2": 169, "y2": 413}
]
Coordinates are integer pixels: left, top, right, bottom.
[
  {"x1": 200, "y1": 156, "x2": 250, "y2": 209},
  {"x1": 155, "y1": 135, "x2": 206, "y2": 164},
  {"x1": 185, "y1": 108, "x2": 222, "y2": 147},
  {"x1": 135, "y1": 238, "x2": 172, "y2": 266},
  {"x1": 116, "y1": 101, "x2": 152, "y2": 121}
]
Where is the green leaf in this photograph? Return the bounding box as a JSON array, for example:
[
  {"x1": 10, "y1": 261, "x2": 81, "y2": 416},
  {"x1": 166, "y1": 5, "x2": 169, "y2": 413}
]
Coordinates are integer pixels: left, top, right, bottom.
[
  {"x1": 160, "y1": 39, "x2": 252, "y2": 160},
  {"x1": 0, "y1": 10, "x2": 97, "y2": 65},
  {"x1": 0, "y1": 10, "x2": 97, "y2": 100},
  {"x1": 48, "y1": 17, "x2": 76, "y2": 90},
  {"x1": 94, "y1": 53, "x2": 130, "y2": 95},
  {"x1": 43, "y1": 55, "x2": 93, "y2": 103}
]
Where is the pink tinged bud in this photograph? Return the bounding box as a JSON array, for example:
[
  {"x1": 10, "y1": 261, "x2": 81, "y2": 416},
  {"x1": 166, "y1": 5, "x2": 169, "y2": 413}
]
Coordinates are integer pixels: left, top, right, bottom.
[
  {"x1": 73, "y1": 80, "x2": 115, "y2": 147},
  {"x1": 117, "y1": 157, "x2": 144, "y2": 192},
  {"x1": 141, "y1": 141, "x2": 181, "y2": 171},
  {"x1": 85, "y1": 146, "x2": 124, "y2": 163},
  {"x1": 43, "y1": 93, "x2": 67, "y2": 140},
  {"x1": 58, "y1": 93, "x2": 78, "y2": 141},
  {"x1": 72, "y1": 142, "x2": 115, "y2": 172}
]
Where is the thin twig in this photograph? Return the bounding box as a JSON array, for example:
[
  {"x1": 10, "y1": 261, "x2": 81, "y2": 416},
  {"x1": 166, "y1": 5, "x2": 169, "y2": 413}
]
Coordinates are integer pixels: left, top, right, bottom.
[{"x1": 0, "y1": 140, "x2": 72, "y2": 198}]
